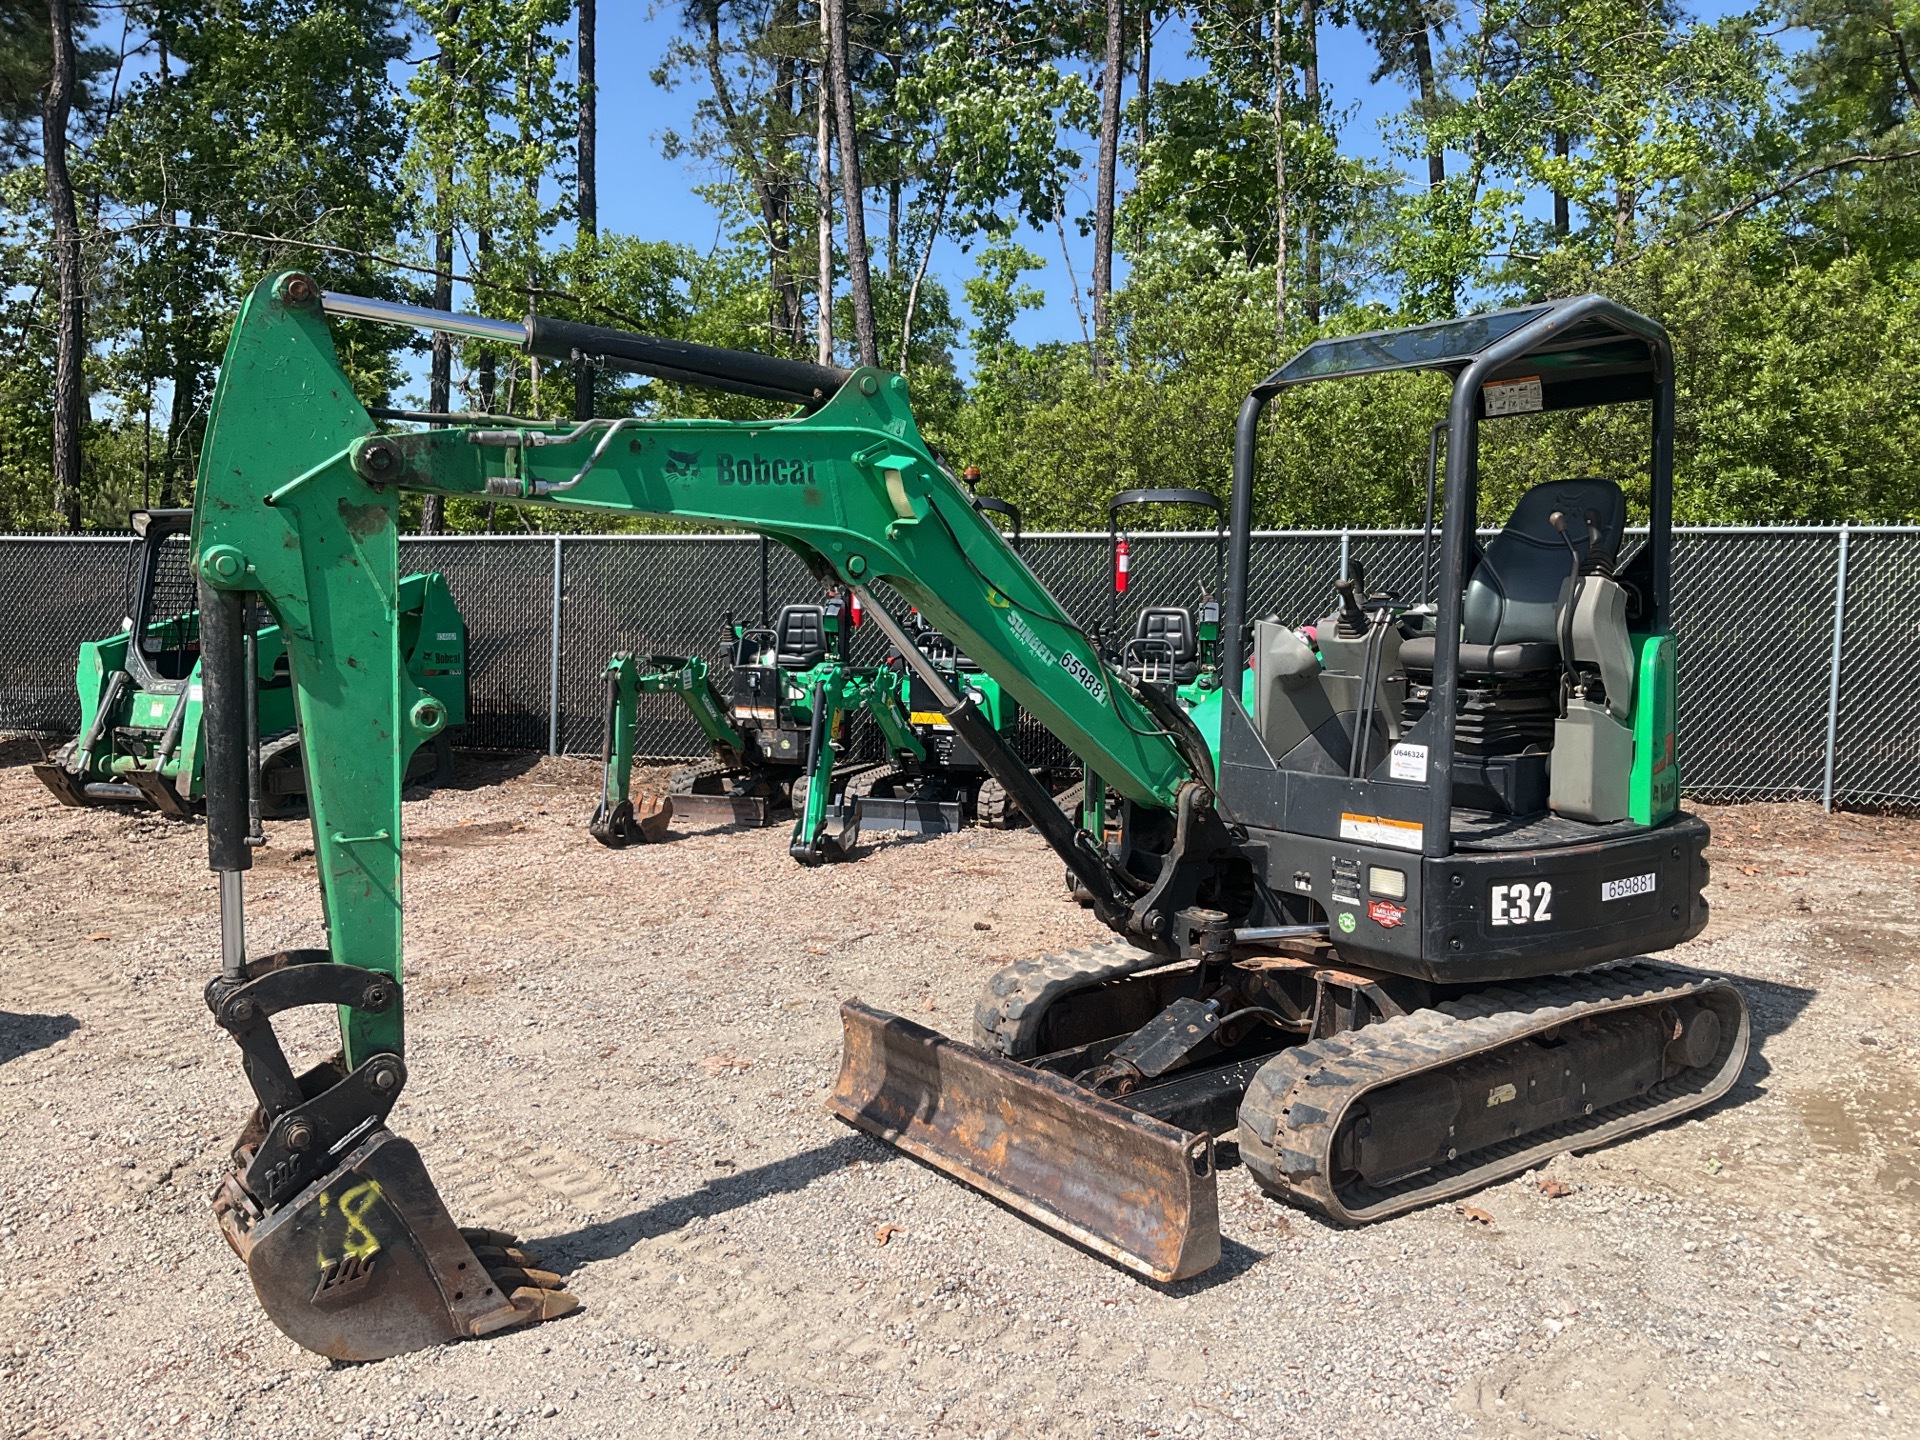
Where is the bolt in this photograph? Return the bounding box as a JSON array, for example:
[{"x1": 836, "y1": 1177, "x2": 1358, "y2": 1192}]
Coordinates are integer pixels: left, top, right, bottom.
[
  {"x1": 361, "y1": 982, "x2": 391, "y2": 1012},
  {"x1": 355, "y1": 437, "x2": 402, "y2": 483},
  {"x1": 276, "y1": 273, "x2": 319, "y2": 307},
  {"x1": 370, "y1": 1063, "x2": 400, "y2": 1093},
  {"x1": 201, "y1": 545, "x2": 246, "y2": 581},
  {"x1": 226, "y1": 997, "x2": 255, "y2": 1025},
  {"x1": 284, "y1": 1120, "x2": 314, "y2": 1152},
  {"x1": 859, "y1": 375, "x2": 880, "y2": 396}
]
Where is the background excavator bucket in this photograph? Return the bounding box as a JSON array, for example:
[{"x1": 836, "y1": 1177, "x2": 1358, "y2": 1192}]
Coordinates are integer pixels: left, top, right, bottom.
[
  {"x1": 588, "y1": 791, "x2": 674, "y2": 847},
  {"x1": 216, "y1": 1128, "x2": 574, "y2": 1362},
  {"x1": 829, "y1": 1001, "x2": 1220, "y2": 1283}
]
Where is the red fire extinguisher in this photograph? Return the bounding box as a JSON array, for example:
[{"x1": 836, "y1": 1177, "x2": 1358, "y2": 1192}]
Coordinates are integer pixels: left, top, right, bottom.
[
  {"x1": 1114, "y1": 535, "x2": 1131, "y2": 595},
  {"x1": 849, "y1": 591, "x2": 864, "y2": 628}
]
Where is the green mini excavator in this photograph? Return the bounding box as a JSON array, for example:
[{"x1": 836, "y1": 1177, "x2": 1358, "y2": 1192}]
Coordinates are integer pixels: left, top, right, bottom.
[
  {"x1": 184, "y1": 274, "x2": 1745, "y2": 1362},
  {"x1": 588, "y1": 584, "x2": 866, "y2": 846}
]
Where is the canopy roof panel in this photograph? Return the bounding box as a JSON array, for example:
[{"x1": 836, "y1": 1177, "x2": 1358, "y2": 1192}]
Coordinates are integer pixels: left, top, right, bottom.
[{"x1": 1259, "y1": 296, "x2": 1665, "y2": 406}]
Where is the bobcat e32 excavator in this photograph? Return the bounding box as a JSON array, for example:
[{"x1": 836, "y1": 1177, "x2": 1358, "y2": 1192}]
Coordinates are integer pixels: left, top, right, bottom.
[{"x1": 185, "y1": 273, "x2": 1745, "y2": 1361}]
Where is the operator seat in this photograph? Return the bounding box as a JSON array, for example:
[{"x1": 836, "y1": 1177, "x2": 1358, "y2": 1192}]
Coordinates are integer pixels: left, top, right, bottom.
[
  {"x1": 1399, "y1": 478, "x2": 1626, "y2": 676},
  {"x1": 773, "y1": 605, "x2": 829, "y2": 668},
  {"x1": 1128, "y1": 607, "x2": 1201, "y2": 684}
]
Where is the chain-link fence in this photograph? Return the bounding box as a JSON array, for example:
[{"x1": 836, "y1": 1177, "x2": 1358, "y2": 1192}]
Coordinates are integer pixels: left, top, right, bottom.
[{"x1": 5, "y1": 527, "x2": 1916, "y2": 808}]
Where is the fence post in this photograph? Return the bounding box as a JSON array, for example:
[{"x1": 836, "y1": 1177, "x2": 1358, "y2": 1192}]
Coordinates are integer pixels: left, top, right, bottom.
[
  {"x1": 1821, "y1": 524, "x2": 1850, "y2": 811},
  {"x1": 548, "y1": 535, "x2": 564, "y2": 756}
]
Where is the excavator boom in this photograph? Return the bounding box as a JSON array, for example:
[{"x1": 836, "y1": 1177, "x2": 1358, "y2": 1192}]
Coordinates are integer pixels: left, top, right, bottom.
[{"x1": 187, "y1": 273, "x2": 1210, "y2": 1356}]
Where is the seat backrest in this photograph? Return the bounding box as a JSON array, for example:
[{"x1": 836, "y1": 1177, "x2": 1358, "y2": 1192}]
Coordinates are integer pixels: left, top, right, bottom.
[
  {"x1": 1135, "y1": 607, "x2": 1197, "y2": 663},
  {"x1": 774, "y1": 605, "x2": 828, "y2": 667},
  {"x1": 1463, "y1": 478, "x2": 1626, "y2": 647}
]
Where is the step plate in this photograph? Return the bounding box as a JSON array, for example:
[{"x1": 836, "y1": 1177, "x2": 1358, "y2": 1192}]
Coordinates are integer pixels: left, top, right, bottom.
[{"x1": 829, "y1": 1001, "x2": 1220, "y2": 1282}]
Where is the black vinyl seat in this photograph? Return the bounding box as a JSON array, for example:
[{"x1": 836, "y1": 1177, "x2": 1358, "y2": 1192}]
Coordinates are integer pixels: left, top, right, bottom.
[
  {"x1": 1401, "y1": 477, "x2": 1626, "y2": 678},
  {"x1": 1127, "y1": 607, "x2": 1200, "y2": 683},
  {"x1": 774, "y1": 605, "x2": 828, "y2": 667}
]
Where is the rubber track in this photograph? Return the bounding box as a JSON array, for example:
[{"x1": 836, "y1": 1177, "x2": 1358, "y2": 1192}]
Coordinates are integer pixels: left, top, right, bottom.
[
  {"x1": 667, "y1": 758, "x2": 736, "y2": 795},
  {"x1": 843, "y1": 765, "x2": 901, "y2": 807},
  {"x1": 972, "y1": 941, "x2": 1165, "y2": 1057},
  {"x1": 1238, "y1": 960, "x2": 1750, "y2": 1224}
]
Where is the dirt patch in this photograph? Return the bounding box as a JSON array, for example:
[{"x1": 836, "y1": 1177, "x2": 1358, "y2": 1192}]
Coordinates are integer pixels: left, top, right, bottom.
[{"x1": 1, "y1": 763, "x2": 1916, "y2": 1439}]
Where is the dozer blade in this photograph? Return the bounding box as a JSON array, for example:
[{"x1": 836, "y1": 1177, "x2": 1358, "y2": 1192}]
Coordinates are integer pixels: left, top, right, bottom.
[
  {"x1": 829, "y1": 1001, "x2": 1220, "y2": 1283},
  {"x1": 215, "y1": 1127, "x2": 577, "y2": 1362}
]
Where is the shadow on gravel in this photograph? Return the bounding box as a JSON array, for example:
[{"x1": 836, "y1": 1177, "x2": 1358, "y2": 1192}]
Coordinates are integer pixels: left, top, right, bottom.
[
  {"x1": 1722, "y1": 971, "x2": 1819, "y2": 1098},
  {"x1": 0, "y1": 1011, "x2": 80, "y2": 1066},
  {"x1": 536, "y1": 1132, "x2": 878, "y2": 1272},
  {"x1": 0, "y1": 735, "x2": 54, "y2": 770}
]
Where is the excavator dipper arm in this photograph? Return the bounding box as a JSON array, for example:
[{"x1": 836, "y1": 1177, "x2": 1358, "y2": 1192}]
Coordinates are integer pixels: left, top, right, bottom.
[{"x1": 187, "y1": 274, "x2": 1207, "y2": 1357}]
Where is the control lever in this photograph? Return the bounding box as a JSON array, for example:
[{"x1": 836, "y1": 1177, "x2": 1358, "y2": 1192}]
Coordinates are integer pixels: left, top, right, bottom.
[{"x1": 1333, "y1": 578, "x2": 1368, "y2": 637}]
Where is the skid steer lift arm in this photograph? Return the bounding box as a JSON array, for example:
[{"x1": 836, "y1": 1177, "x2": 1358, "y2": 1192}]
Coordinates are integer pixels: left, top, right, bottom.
[{"x1": 188, "y1": 273, "x2": 1212, "y2": 1359}]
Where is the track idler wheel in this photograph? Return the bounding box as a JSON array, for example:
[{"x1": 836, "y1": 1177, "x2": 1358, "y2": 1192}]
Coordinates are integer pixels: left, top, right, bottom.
[
  {"x1": 588, "y1": 792, "x2": 673, "y2": 847},
  {"x1": 214, "y1": 1128, "x2": 578, "y2": 1361}
]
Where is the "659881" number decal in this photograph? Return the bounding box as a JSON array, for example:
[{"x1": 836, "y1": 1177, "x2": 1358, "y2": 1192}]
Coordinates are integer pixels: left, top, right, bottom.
[{"x1": 1489, "y1": 881, "x2": 1553, "y2": 926}]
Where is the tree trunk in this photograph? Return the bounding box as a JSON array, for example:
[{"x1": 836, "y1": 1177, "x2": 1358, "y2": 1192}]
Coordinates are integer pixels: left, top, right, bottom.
[
  {"x1": 477, "y1": 226, "x2": 496, "y2": 411},
  {"x1": 1301, "y1": 0, "x2": 1320, "y2": 323},
  {"x1": 827, "y1": 0, "x2": 877, "y2": 366},
  {"x1": 769, "y1": 0, "x2": 801, "y2": 346},
  {"x1": 574, "y1": 0, "x2": 597, "y2": 420},
  {"x1": 1410, "y1": 8, "x2": 1443, "y2": 190},
  {"x1": 887, "y1": 175, "x2": 900, "y2": 273},
  {"x1": 899, "y1": 178, "x2": 948, "y2": 373},
  {"x1": 1091, "y1": 0, "x2": 1123, "y2": 376},
  {"x1": 44, "y1": 0, "x2": 84, "y2": 530},
  {"x1": 1272, "y1": 3, "x2": 1288, "y2": 343},
  {"x1": 1553, "y1": 129, "x2": 1569, "y2": 237},
  {"x1": 705, "y1": 7, "x2": 803, "y2": 348},
  {"x1": 1138, "y1": 2, "x2": 1152, "y2": 139},
  {"x1": 422, "y1": 7, "x2": 461, "y2": 536},
  {"x1": 814, "y1": 7, "x2": 834, "y2": 368}
]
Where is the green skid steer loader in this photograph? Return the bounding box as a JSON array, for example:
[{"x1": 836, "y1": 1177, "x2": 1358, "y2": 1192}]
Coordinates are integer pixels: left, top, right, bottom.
[{"x1": 33, "y1": 509, "x2": 467, "y2": 817}]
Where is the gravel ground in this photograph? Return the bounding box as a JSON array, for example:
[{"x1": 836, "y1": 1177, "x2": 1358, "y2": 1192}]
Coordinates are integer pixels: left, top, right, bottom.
[{"x1": 2, "y1": 739, "x2": 1917, "y2": 1440}]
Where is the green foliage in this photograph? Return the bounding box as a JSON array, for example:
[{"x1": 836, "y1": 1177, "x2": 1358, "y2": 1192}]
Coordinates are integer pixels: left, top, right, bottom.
[{"x1": 3, "y1": 2, "x2": 1919, "y2": 536}]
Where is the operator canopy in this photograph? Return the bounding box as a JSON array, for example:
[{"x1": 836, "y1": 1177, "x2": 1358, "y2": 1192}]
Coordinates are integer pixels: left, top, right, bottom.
[{"x1": 1259, "y1": 298, "x2": 1665, "y2": 412}]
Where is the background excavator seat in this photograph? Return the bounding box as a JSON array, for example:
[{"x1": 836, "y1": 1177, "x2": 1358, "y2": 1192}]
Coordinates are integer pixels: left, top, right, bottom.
[
  {"x1": 1127, "y1": 607, "x2": 1201, "y2": 683},
  {"x1": 774, "y1": 605, "x2": 828, "y2": 667},
  {"x1": 1400, "y1": 477, "x2": 1626, "y2": 676}
]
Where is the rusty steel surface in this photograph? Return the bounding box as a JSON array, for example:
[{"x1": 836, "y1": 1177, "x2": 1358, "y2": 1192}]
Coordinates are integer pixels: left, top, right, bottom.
[
  {"x1": 829, "y1": 1000, "x2": 1221, "y2": 1283},
  {"x1": 214, "y1": 1127, "x2": 576, "y2": 1362}
]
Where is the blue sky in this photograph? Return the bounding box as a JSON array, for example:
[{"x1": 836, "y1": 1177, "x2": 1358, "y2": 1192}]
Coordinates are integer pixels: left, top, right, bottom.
[{"x1": 591, "y1": 2, "x2": 1761, "y2": 370}]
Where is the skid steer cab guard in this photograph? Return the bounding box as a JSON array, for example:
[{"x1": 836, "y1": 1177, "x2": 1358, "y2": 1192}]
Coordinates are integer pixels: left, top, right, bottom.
[{"x1": 34, "y1": 509, "x2": 466, "y2": 817}]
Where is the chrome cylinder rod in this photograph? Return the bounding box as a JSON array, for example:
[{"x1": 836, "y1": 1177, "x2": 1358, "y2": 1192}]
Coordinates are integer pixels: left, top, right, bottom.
[
  {"x1": 320, "y1": 291, "x2": 527, "y2": 346},
  {"x1": 1232, "y1": 923, "x2": 1331, "y2": 944}
]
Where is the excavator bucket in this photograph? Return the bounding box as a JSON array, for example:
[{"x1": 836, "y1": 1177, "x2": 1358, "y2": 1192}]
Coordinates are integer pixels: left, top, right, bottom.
[
  {"x1": 214, "y1": 1126, "x2": 576, "y2": 1362},
  {"x1": 588, "y1": 791, "x2": 674, "y2": 847},
  {"x1": 829, "y1": 1001, "x2": 1220, "y2": 1282}
]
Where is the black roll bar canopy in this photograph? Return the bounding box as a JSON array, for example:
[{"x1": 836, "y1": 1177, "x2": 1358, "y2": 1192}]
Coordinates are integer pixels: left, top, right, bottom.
[
  {"x1": 1105, "y1": 487, "x2": 1226, "y2": 636},
  {"x1": 1220, "y1": 294, "x2": 1676, "y2": 858}
]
